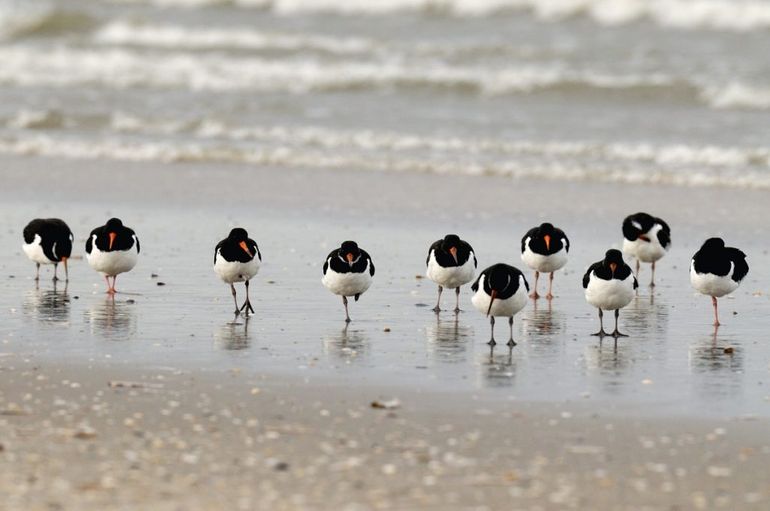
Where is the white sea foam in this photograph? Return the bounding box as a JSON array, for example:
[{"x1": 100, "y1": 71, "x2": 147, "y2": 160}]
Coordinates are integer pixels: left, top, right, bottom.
[
  {"x1": 1, "y1": 115, "x2": 768, "y2": 188},
  {"x1": 93, "y1": 21, "x2": 375, "y2": 55},
  {"x1": 104, "y1": 0, "x2": 770, "y2": 32}
]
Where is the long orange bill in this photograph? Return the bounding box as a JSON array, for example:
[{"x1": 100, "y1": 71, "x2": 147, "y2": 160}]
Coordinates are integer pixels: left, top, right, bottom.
[
  {"x1": 449, "y1": 246, "x2": 458, "y2": 264},
  {"x1": 639, "y1": 235, "x2": 651, "y2": 242},
  {"x1": 544, "y1": 235, "x2": 551, "y2": 251},
  {"x1": 486, "y1": 289, "x2": 497, "y2": 317},
  {"x1": 609, "y1": 262, "x2": 617, "y2": 276},
  {"x1": 239, "y1": 241, "x2": 252, "y2": 256},
  {"x1": 108, "y1": 232, "x2": 116, "y2": 250},
  {"x1": 62, "y1": 256, "x2": 68, "y2": 278},
  {"x1": 346, "y1": 253, "x2": 354, "y2": 266}
]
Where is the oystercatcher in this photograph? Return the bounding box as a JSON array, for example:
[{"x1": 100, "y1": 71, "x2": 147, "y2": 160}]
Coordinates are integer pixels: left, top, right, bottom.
[
  {"x1": 583, "y1": 249, "x2": 638, "y2": 337},
  {"x1": 471, "y1": 263, "x2": 528, "y2": 346},
  {"x1": 426, "y1": 234, "x2": 477, "y2": 312},
  {"x1": 690, "y1": 238, "x2": 748, "y2": 326},
  {"x1": 85, "y1": 218, "x2": 139, "y2": 294},
  {"x1": 322, "y1": 240, "x2": 374, "y2": 322},
  {"x1": 521, "y1": 222, "x2": 569, "y2": 299},
  {"x1": 22, "y1": 218, "x2": 73, "y2": 281},
  {"x1": 214, "y1": 228, "x2": 261, "y2": 315},
  {"x1": 622, "y1": 212, "x2": 671, "y2": 286}
]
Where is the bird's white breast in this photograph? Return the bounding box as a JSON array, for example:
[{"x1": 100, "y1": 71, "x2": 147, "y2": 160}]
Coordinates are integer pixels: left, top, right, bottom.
[
  {"x1": 690, "y1": 261, "x2": 739, "y2": 298},
  {"x1": 584, "y1": 272, "x2": 635, "y2": 310},
  {"x1": 87, "y1": 235, "x2": 139, "y2": 276},
  {"x1": 322, "y1": 260, "x2": 373, "y2": 297},
  {"x1": 623, "y1": 224, "x2": 667, "y2": 263},
  {"x1": 471, "y1": 275, "x2": 528, "y2": 318},
  {"x1": 22, "y1": 234, "x2": 54, "y2": 265},
  {"x1": 426, "y1": 251, "x2": 476, "y2": 289},
  {"x1": 214, "y1": 250, "x2": 260, "y2": 283},
  {"x1": 521, "y1": 240, "x2": 568, "y2": 273}
]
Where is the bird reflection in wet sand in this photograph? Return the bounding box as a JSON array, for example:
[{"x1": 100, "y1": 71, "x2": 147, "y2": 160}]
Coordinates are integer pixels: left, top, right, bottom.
[
  {"x1": 689, "y1": 327, "x2": 743, "y2": 386},
  {"x1": 480, "y1": 344, "x2": 516, "y2": 388},
  {"x1": 85, "y1": 296, "x2": 137, "y2": 341},
  {"x1": 425, "y1": 313, "x2": 473, "y2": 364},
  {"x1": 24, "y1": 281, "x2": 70, "y2": 324},
  {"x1": 323, "y1": 323, "x2": 369, "y2": 363},
  {"x1": 581, "y1": 338, "x2": 632, "y2": 395},
  {"x1": 215, "y1": 315, "x2": 252, "y2": 350}
]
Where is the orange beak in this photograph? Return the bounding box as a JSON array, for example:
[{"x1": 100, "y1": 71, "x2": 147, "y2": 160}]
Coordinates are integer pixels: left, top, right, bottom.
[
  {"x1": 486, "y1": 289, "x2": 497, "y2": 317},
  {"x1": 449, "y1": 246, "x2": 458, "y2": 264},
  {"x1": 108, "y1": 232, "x2": 116, "y2": 250},
  {"x1": 639, "y1": 235, "x2": 651, "y2": 242},
  {"x1": 609, "y1": 262, "x2": 617, "y2": 275},
  {"x1": 346, "y1": 253, "x2": 354, "y2": 265},
  {"x1": 62, "y1": 256, "x2": 68, "y2": 273},
  {"x1": 543, "y1": 234, "x2": 551, "y2": 251},
  {"x1": 239, "y1": 241, "x2": 252, "y2": 257}
]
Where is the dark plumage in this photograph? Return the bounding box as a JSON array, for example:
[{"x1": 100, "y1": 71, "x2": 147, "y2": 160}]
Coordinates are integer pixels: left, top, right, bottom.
[
  {"x1": 22, "y1": 218, "x2": 74, "y2": 281},
  {"x1": 582, "y1": 250, "x2": 638, "y2": 289},
  {"x1": 85, "y1": 218, "x2": 139, "y2": 255},
  {"x1": 323, "y1": 241, "x2": 375, "y2": 277},
  {"x1": 214, "y1": 228, "x2": 261, "y2": 265},
  {"x1": 426, "y1": 234, "x2": 476, "y2": 268},
  {"x1": 521, "y1": 222, "x2": 570, "y2": 256},
  {"x1": 622, "y1": 212, "x2": 671, "y2": 248},
  {"x1": 692, "y1": 238, "x2": 748, "y2": 282},
  {"x1": 472, "y1": 263, "x2": 529, "y2": 299}
]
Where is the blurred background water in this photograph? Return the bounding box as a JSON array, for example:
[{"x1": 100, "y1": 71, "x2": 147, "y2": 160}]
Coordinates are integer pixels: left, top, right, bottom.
[{"x1": 0, "y1": 0, "x2": 769, "y2": 187}]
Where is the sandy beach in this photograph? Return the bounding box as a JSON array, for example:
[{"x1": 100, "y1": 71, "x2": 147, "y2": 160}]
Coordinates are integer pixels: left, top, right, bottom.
[{"x1": 1, "y1": 155, "x2": 769, "y2": 509}]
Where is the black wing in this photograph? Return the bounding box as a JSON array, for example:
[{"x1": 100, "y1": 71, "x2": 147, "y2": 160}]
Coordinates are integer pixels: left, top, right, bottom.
[
  {"x1": 426, "y1": 240, "x2": 441, "y2": 266},
  {"x1": 521, "y1": 273, "x2": 530, "y2": 292},
  {"x1": 128, "y1": 228, "x2": 140, "y2": 254},
  {"x1": 322, "y1": 249, "x2": 337, "y2": 275},
  {"x1": 582, "y1": 262, "x2": 601, "y2": 289},
  {"x1": 214, "y1": 239, "x2": 225, "y2": 263},
  {"x1": 622, "y1": 217, "x2": 639, "y2": 241},
  {"x1": 249, "y1": 238, "x2": 261, "y2": 261},
  {"x1": 633, "y1": 275, "x2": 639, "y2": 289},
  {"x1": 656, "y1": 218, "x2": 671, "y2": 248},
  {"x1": 729, "y1": 248, "x2": 749, "y2": 282},
  {"x1": 556, "y1": 228, "x2": 570, "y2": 252},
  {"x1": 85, "y1": 227, "x2": 100, "y2": 254},
  {"x1": 471, "y1": 272, "x2": 483, "y2": 292},
  {"x1": 362, "y1": 250, "x2": 375, "y2": 276},
  {"x1": 521, "y1": 227, "x2": 538, "y2": 253}
]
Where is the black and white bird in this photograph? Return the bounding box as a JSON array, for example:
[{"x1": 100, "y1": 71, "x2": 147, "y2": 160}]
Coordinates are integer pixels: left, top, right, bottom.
[
  {"x1": 214, "y1": 228, "x2": 261, "y2": 316},
  {"x1": 622, "y1": 212, "x2": 671, "y2": 286},
  {"x1": 426, "y1": 234, "x2": 477, "y2": 312},
  {"x1": 471, "y1": 263, "x2": 529, "y2": 346},
  {"x1": 22, "y1": 218, "x2": 73, "y2": 282},
  {"x1": 322, "y1": 241, "x2": 374, "y2": 322},
  {"x1": 583, "y1": 249, "x2": 638, "y2": 337},
  {"x1": 85, "y1": 218, "x2": 139, "y2": 294},
  {"x1": 521, "y1": 222, "x2": 569, "y2": 299},
  {"x1": 690, "y1": 238, "x2": 748, "y2": 326}
]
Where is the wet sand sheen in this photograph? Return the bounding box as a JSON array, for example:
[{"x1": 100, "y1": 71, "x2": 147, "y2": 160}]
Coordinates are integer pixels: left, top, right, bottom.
[{"x1": 1, "y1": 156, "x2": 769, "y2": 509}]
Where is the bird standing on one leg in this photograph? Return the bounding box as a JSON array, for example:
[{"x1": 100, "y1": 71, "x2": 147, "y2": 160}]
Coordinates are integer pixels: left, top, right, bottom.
[
  {"x1": 690, "y1": 238, "x2": 748, "y2": 327},
  {"x1": 426, "y1": 234, "x2": 477, "y2": 313},
  {"x1": 521, "y1": 222, "x2": 569, "y2": 300},
  {"x1": 583, "y1": 249, "x2": 638, "y2": 337},
  {"x1": 85, "y1": 218, "x2": 139, "y2": 294},
  {"x1": 22, "y1": 218, "x2": 74, "y2": 282},
  {"x1": 322, "y1": 241, "x2": 374, "y2": 323},
  {"x1": 214, "y1": 228, "x2": 261, "y2": 316},
  {"x1": 471, "y1": 263, "x2": 528, "y2": 347},
  {"x1": 622, "y1": 212, "x2": 671, "y2": 287}
]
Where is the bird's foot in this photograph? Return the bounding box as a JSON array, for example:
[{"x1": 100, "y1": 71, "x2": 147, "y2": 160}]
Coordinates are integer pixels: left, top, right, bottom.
[
  {"x1": 233, "y1": 309, "x2": 241, "y2": 316},
  {"x1": 591, "y1": 329, "x2": 608, "y2": 337},
  {"x1": 507, "y1": 339, "x2": 517, "y2": 347},
  {"x1": 345, "y1": 317, "x2": 352, "y2": 324},
  {"x1": 432, "y1": 306, "x2": 441, "y2": 313},
  {"x1": 545, "y1": 293, "x2": 554, "y2": 300},
  {"x1": 529, "y1": 292, "x2": 540, "y2": 299},
  {"x1": 612, "y1": 329, "x2": 629, "y2": 338},
  {"x1": 713, "y1": 321, "x2": 721, "y2": 327},
  {"x1": 239, "y1": 299, "x2": 255, "y2": 315},
  {"x1": 453, "y1": 307, "x2": 461, "y2": 313},
  {"x1": 52, "y1": 276, "x2": 59, "y2": 282},
  {"x1": 649, "y1": 281, "x2": 656, "y2": 288},
  {"x1": 487, "y1": 339, "x2": 496, "y2": 346},
  {"x1": 107, "y1": 288, "x2": 116, "y2": 295}
]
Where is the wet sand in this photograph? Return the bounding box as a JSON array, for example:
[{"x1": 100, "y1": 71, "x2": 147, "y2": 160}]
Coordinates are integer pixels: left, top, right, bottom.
[{"x1": 1, "y1": 155, "x2": 770, "y2": 509}]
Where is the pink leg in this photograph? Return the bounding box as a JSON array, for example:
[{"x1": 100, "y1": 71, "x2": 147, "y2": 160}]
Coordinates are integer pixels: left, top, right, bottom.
[
  {"x1": 712, "y1": 296, "x2": 720, "y2": 326},
  {"x1": 529, "y1": 271, "x2": 540, "y2": 299},
  {"x1": 546, "y1": 272, "x2": 554, "y2": 300}
]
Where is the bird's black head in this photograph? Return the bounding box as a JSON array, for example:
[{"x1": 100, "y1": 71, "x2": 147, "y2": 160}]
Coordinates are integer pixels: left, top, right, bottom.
[
  {"x1": 441, "y1": 234, "x2": 461, "y2": 263},
  {"x1": 539, "y1": 222, "x2": 554, "y2": 233},
  {"x1": 340, "y1": 240, "x2": 361, "y2": 265},
  {"x1": 701, "y1": 237, "x2": 725, "y2": 251},
  {"x1": 486, "y1": 266, "x2": 511, "y2": 292},
  {"x1": 228, "y1": 228, "x2": 249, "y2": 241},
  {"x1": 603, "y1": 249, "x2": 624, "y2": 275},
  {"x1": 105, "y1": 218, "x2": 124, "y2": 229}
]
